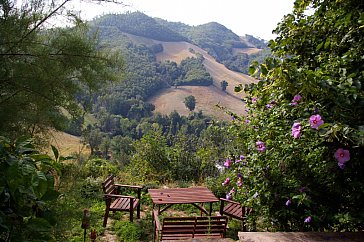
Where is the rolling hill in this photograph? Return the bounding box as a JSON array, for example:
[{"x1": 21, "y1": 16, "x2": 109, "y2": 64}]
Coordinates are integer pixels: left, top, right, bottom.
[{"x1": 90, "y1": 12, "x2": 266, "y2": 119}]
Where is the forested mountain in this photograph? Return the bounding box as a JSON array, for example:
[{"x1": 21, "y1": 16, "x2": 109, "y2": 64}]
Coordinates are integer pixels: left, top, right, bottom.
[
  {"x1": 82, "y1": 12, "x2": 265, "y2": 128},
  {"x1": 92, "y1": 12, "x2": 268, "y2": 73}
]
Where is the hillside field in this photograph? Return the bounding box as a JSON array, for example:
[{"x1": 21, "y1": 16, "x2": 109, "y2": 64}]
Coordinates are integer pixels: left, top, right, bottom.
[{"x1": 151, "y1": 40, "x2": 256, "y2": 119}]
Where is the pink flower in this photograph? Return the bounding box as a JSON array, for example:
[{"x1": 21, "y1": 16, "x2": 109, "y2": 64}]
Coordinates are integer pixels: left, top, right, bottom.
[
  {"x1": 292, "y1": 94, "x2": 302, "y2": 102},
  {"x1": 285, "y1": 199, "x2": 292, "y2": 206},
  {"x1": 304, "y1": 216, "x2": 312, "y2": 223},
  {"x1": 222, "y1": 177, "x2": 230, "y2": 186},
  {"x1": 224, "y1": 158, "x2": 231, "y2": 168},
  {"x1": 334, "y1": 148, "x2": 350, "y2": 164},
  {"x1": 256, "y1": 141, "x2": 266, "y2": 152},
  {"x1": 338, "y1": 162, "x2": 346, "y2": 169},
  {"x1": 252, "y1": 97, "x2": 258, "y2": 103},
  {"x1": 309, "y1": 114, "x2": 324, "y2": 129},
  {"x1": 226, "y1": 193, "x2": 232, "y2": 200},
  {"x1": 291, "y1": 122, "x2": 301, "y2": 139},
  {"x1": 237, "y1": 176, "x2": 243, "y2": 186},
  {"x1": 236, "y1": 155, "x2": 245, "y2": 163},
  {"x1": 229, "y1": 187, "x2": 235, "y2": 194}
]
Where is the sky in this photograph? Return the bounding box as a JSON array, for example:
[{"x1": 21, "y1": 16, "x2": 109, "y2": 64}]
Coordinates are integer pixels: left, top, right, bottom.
[{"x1": 75, "y1": 0, "x2": 295, "y2": 40}]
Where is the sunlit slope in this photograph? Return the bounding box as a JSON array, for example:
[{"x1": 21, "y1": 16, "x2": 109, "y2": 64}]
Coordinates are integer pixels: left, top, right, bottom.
[
  {"x1": 46, "y1": 131, "x2": 90, "y2": 158},
  {"x1": 149, "y1": 85, "x2": 245, "y2": 119},
  {"x1": 150, "y1": 41, "x2": 256, "y2": 118},
  {"x1": 156, "y1": 41, "x2": 256, "y2": 97}
]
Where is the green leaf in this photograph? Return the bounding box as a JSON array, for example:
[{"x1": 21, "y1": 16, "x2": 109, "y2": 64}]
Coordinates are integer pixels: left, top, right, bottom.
[
  {"x1": 235, "y1": 85, "x2": 243, "y2": 93},
  {"x1": 26, "y1": 217, "x2": 52, "y2": 232},
  {"x1": 51, "y1": 145, "x2": 59, "y2": 161},
  {"x1": 22, "y1": 163, "x2": 36, "y2": 175},
  {"x1": 324, "y1": 39, "x2": 330, "y2": 49},
  {"x1": 260, "y1": 64, "x2": 268, "y2": 76},
  {"x1": 42, "y1": 189, "x2": 60, "y2": 201},
  {"x1": 248, "y1": 65, "x2": 257, "y2": 75},
  {"x1": 32, "y1": 172, "x2": 48, "y2": 198},
  {"x1": 316, "y1": 42, "x2": 324, "y2": 51}
]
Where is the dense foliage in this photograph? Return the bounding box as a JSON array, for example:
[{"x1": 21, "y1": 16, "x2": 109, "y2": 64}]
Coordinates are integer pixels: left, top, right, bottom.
[
  {"x1": 220, "y1": 0, "x2": 364, "y2": 232},
  {"x1": 0, "y1": 137, "x2": 60, "y2": 241}
]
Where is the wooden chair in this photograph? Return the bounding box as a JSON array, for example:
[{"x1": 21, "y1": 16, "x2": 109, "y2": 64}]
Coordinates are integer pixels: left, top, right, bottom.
[
  {"x1": 102, "y1": 174, "x2": 142, "y2": 227},
  {"x1": 219, "y1": 198, "x2": 251, "y2": 231}
]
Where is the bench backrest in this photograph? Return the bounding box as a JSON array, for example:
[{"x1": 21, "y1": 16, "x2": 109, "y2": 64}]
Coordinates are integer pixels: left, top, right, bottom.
[
  {"x1": 194, "y1": 216, "x2": 227, "y2": 237},
  {"x1": 161, "y1": 217, "x2": 196, "y2": 239},
  {"x1": 160, "y1": 216, "x2": 227, "y2": 239}
]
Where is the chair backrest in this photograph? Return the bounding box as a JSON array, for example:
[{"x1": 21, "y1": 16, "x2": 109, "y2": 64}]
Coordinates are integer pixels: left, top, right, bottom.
[{"x1": 102, "y1": 174, "x2": 116, "y2": 195}]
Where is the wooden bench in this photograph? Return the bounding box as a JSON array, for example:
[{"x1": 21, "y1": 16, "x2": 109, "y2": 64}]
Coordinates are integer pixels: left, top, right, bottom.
[
  {"x1": 219, "y1": 198, "x2": 251, "y2": 231},
  {"x1": 102, "y1": 174, "x2": 142, "y2": 227},
  {"x1": 152, "y1": 211, "x2": 227, "y2": 241}
]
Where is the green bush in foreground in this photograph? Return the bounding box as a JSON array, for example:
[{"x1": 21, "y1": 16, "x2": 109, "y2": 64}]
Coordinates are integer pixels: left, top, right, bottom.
[
  {"x1": 221, "y1": 0, "x2": 364, "y2": 232},
  {"x1": 0, "y1": 137, "x2": 60, "y2": 241}
]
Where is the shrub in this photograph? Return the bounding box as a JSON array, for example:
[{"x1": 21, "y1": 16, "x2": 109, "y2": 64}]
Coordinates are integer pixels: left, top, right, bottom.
[
  {"x1": 113, "y1": 220, "x2": 143, "y2": 242},
  {"x1": 83, "y1": 158, "x2": 118, "y2": 178}
]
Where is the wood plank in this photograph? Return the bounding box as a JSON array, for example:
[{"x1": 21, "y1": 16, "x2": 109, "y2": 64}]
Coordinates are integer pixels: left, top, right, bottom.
[
  {"x1": 238, "y1": 232, "x2": 364, "y2": 242},
  {"x1": 149, "y1": 187, "x2": 219, "y2": 205}
]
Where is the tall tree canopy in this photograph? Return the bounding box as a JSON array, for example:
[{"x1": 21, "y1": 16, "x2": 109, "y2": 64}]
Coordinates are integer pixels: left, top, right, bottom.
[
  {"x1": 0, "y1": 0, "x2": 125, "y2": 138},
  {"x1": 226, "y1": 0, "x2": 364, "y2": 231}
]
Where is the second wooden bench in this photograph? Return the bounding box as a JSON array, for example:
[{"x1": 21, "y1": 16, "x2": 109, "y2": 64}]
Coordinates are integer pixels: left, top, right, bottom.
[{"x1": 152, "y1": 211, "x2": 228, "y2": 241}]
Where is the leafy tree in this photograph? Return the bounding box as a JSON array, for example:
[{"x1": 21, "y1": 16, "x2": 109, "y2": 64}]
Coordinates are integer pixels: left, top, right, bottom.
[
  {"x1": 184, "y1": 95, "x2": 196, "y2": 111},
  {"x1": 126, "y1": 129, "x2": 170, "y2": 183},
  {"x1": 0, "y1": 0, "x2": 124, "y2": 138},
  {"x1": 227, "y1": 0, "x2": 364, "y2": 231},
  {"x1": 220, "y1": 80, "x2": 228, "y2": 91},
  {"x1": 82, "y1": 126, "x2": 105, "y2": 156}
]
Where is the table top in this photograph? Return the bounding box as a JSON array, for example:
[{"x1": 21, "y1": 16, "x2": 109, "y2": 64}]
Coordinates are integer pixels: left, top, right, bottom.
[{"x1": 148, "y1": 187, "x2": 219, "y2": 205}]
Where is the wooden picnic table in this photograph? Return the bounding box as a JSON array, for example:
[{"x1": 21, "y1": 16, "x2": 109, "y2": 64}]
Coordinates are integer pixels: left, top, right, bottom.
[{"x1": 148, "y1": 187, "x2": 219, "y2": 216}]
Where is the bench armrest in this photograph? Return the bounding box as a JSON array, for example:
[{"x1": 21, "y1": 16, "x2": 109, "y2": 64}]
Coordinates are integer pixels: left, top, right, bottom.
[{"x1": 220, "y1": 198, "x2": 241, "y2": 205}]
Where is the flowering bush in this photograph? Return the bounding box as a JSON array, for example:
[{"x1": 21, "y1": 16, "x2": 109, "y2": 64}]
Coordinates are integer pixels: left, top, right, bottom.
[{"x1": 222, "y1": 0, "x2": 364, "y2": 232}]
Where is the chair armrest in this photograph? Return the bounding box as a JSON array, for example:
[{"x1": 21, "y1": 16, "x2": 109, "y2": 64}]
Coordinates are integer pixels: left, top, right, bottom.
[
  {"x1": 114, "y1": 183, "x2": 143, "y2": 190},
  {"x1": 104, "y1": 194, "x2": 136, "y2": 199},
  {"x1": 220, "y1": 198, "x2": 241, "y2": 205}
]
